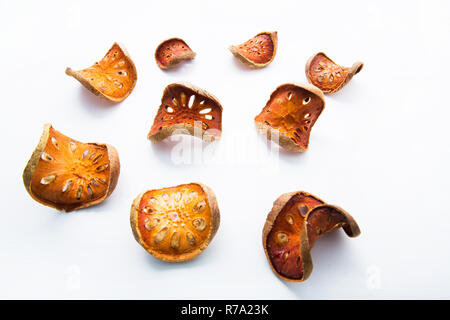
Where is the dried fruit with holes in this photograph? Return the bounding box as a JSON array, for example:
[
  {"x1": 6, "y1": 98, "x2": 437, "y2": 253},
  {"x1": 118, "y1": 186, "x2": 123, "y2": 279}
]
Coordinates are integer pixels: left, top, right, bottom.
[
  {"x1": 66, "y1": 42, "x2": 137, "y2": 102},
  {"x1": 262, "y1": 191, "x2": 360, "y2": 282},
  {"x1": 22, "y1": 124, "x2": 120, "y2": 212},
  {"x1": 148, "y1": 82, "x2": 222, "y2": 143},
  {"x1": 130, "y1": 183, "x2": 220, "y2": 262},
  {"x1": 155, "y1": 38, "x2": 196, "y2": 69},
  {"x1": 254, "y1": 83, "x2": 325, "y2": 152},
  {"x1": 229, "y1": 31, "x2": 277, "y2": 68},
  {"x1": 305, "y1": 52, "x2": 363, "y2": 94}
]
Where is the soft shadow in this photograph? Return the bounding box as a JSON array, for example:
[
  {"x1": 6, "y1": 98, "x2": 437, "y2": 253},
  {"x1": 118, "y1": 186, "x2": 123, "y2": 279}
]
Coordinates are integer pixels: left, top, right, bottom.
[
  {"x1": 255, "y1": 130, "x2": 308, "y2": 163},
  {"x1": 231, "y1": 56, "x2": 259, "y2": 71},
  {"x1": 142, "y1": 248, "x2": 209, "y2": 272},
  {"x1": 326, "y1": 82, "x2": 365, "y2": 105},
  {"x1": 161, "y1": 59, "x2": 196, "y2": 73},
  {"x1": 78, "y1": 87, "x2": 119, "y2": 114}
]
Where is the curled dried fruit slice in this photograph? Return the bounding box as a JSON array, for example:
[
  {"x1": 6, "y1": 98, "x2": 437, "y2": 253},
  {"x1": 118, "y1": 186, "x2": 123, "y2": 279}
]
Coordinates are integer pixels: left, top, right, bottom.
[
  {"x1": 254, "y1": 83, "x2": 325, "y2": 152},
  {"x1": 155, "y1": 38, "x2": 196, "y2": 69},
  {"x1": 66, "y1": 42, "x2": 137, "y2": 102},
  {"x1": 147, "y1": 82, "x2": 223, "y2": 143},
  {"x1": 305, "y1": 52, "x2": 363, "y2": 94},
  {"x1": 262, "y1": 191, "x2": 360, "y2": 282},
  {"x1": 229, "y1": 31, "x2": 277, "y2": 68},
  {"x1": 130, "y1": 183, "x2": 220, "y2": 262},
  {"x1": 22, "y1": 124, "x2": 120, "y2": 212}
]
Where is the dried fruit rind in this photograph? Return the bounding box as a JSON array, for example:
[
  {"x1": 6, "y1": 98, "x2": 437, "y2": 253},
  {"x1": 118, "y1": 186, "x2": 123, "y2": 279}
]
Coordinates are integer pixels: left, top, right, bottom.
[
  {"x1": 130, "y1": 183, "x2": 220, "y2": 262},
  {"x1": 305, "y1": 52, "x2": 363, "y2": 94},
  {"x1": 262, "y1": 191, "x2": 360, "y2": 282},
  {"x1": 23, "y1": 124, "x2": 120, "y2": 212},
  {"x1": 66, "y1": 42, "x2": 137, "y2": 102},
  {"x1": 229, "y1": 31, "x2": 277, "y2": 68},
  {"x1": 148, "y1": 82, "x2": 223, "y2": 143},
  {"x1": 255, "y1": 83, "x2": 325, "y2": 152},
  {"x1": 155, "y1": 38, "x2": 196, "y2": 69}
]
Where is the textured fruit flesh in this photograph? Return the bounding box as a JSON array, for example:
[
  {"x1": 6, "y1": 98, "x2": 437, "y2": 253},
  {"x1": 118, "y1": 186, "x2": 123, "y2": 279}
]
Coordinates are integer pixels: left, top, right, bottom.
[
  {"x1": 266, "y1": 193, "x2": 324, "y2": 280},
  {"x1": 234, "y1": 33, "x2": 274, "y2": 64},
  {"x1": 255, "y1": 84, "x2": 324, "y2": 150},
  {"x1": 29, "y1": 127, "x2": 110, "y2": 209},
  {"x1": 148, "y1": 84, "x2": 222, "y2": 138},
  {"x1": 155, "y1": 39, "x2": 194, "y2": 68},
  {"x1": 136, "y1": 184, "x2": 212, "y2": 258},
  {"x1": 76, "y1": 43, "x2": 136, "y2": 100},
  {"x1": 307, "y1": 53, "x2": 349, "y2": 93}
]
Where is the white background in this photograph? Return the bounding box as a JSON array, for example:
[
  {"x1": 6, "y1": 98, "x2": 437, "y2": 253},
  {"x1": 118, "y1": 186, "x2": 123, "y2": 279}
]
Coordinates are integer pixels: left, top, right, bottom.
[{"x1": 1, "y1": 0, "x2": 449, "y2": 299}]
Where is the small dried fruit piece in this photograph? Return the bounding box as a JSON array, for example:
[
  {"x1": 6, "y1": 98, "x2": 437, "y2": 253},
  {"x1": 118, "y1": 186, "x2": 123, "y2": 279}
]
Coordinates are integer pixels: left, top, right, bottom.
[
  {"x1": 66, "y1": 42, "x2": 137, "y2": 102},
  {"x1": 130, "y1": 183, "x2": 220, "y2": 262},
  {"x1": 155, "y1": 38, "x2": 196, "y2": 69},
  {"x1": 22, "y1": 124, "x2": 120, "y2": 212},
  {"x1": 262, "y1": 191, "x2": 360, "y2": 282},
  {"x1": 147, "y1": 82, "x2": 223, "y2": 143},
  {"x1": 305, "y1": 52, "x2": 363, "y2": 94},
  {"x1": 254, "y1": 83, "x2": 325, "y2": 152},
  {"x1": 229, "y1": 31, "x2": 277, "y2": 68}
]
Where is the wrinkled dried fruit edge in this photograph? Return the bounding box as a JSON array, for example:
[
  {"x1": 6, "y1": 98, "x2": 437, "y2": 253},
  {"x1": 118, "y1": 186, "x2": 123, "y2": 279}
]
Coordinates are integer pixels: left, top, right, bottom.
[
  {"x1": 262, "y1": 191, "x2": 326, "y2": 282},
  {"x1": 254, "y1": 82, "x2": 325, "y2": 152},
  {"x1": 305, "y1": 52, "x2": 364, "y2": 94},
  {"x1": 65, "y1": 42, "x2": 137, "y2": 103},
  {"x1": 129, "y1": 182, "x2": 220, "y2": 263},
  {"x1": 307, "y1": 204, "x2": 361, "y2": 238},
  {"x1": 22, "y1": 124, "x2": 120, "y2": 212},
  {"x1": 147, "y1": 82, "x2": 223, "y2": 143},
  {"x1": 229, "y1": 31, "x2": 278, "y2": 69},
  {"x1": 154, "y1": 38, "x2": 196, "y2": 70}
]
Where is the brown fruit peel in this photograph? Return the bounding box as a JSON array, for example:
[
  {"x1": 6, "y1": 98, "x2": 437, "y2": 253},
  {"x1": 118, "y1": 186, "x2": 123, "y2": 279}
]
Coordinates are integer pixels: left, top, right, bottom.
[
  {"x1": 148, "y1": 82, "x2": 223, "y2": 143},
  {"x1": 66, "y1": 42, "x2": 137, "y2": 102},
  {"x1": 229, "y1": 31, "x2": 277, "y2": 68},
  {"x1": 305, "y1": 52, "x2": 363, "y2": 94},
  {"x1": 255, "y1": 83, "x2": 325, "y2": 152},
  {"x1": 23, "y1": 124, "x2": 120, "y2": 212},
  {"x1": 155, "y1": 38, "x2": 196, "y2": 69},
  {"x1": 130, "y1": 183, "x2": 220, "y2": 262},
  {"x1": 262, "y1": 192, "x2": 360, "y2": 282}
]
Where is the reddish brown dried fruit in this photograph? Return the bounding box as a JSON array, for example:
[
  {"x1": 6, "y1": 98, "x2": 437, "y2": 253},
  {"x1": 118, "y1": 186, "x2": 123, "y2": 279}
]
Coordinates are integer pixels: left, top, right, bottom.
[
  {"x1": 23, "y1": 124, "x2": 120, "y2": 212},
  {"x1": 262, "y1": 191, "x2": 360, "y2": 282},
  {"x1": 305, "y1": 52, "x2": 363, "y2": 94},
  {"x1": 66, "y1": 42, "x2": 137, "y2": 102},
  {"x1": 155, "y1": 38, "x2": 196, "y2": 69},
  {"x1": 254, "y1": 83, "x2": 325, "y2": 152},
  {"x1": 229, "y1": 31, "x2": 277, "y2": 68},
  {"x1": 130, "y1": 183, "x2": 220, "y2": 262},
  {"x1": 148, "y1": 82, "x2": 222, "y2": 143}
]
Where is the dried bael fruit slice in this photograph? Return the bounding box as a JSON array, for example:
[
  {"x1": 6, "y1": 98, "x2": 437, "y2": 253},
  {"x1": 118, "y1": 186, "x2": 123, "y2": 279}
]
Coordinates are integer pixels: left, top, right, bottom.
[
  {"x1": 254, "y1": 83, "x2": 325, "y2": 152},
  {"x1": 130, "y1": 183, "x2": 220, "y2": 262},
  {"x1": 305, "y1": 52, "x2": 363, "y2": 94},
  {"x1": 155, "y1": 38, "x2": 196, "y2": 69},
  {"x1": 22, "y1": 124, "x2": 120, "y2": 212},
  {"x1": 148, "y1": 82, "x2": 223, "y2": 143},
  {"x1": 262, "y1": 192, "x2": 360, "y2": 282},
  {"x1": 66, "y1": 42, "x2": 137, "y2": 102},
  {"x1": 229, "y1": 31, "x2": 277, "y2": 68}
]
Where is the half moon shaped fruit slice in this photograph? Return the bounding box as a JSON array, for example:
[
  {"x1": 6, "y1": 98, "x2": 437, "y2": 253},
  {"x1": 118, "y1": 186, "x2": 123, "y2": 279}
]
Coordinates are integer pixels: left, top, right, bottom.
[
  {"x1": 130, "y1": 183, "x2": 220, "y2": 262},
  {"x1": 254, "y1": 83, "x2": 325, "y2": 152},
  {"x1": 66, "y1": 42, "x2": 137, "y2": 102},
  {"x1": 155, "y1": 38, "x2": 196, "y2": 69},
  {"x1": 305, "y1": 52, "x2": 363, "y2": 94},
  {"x1": 229, "y1": 31, "x2": 277, "y2": 68},
  {"x1": 262, "y1": 192, "x2": 360, "y2": 282},
  {"x1": 148, "y1": 82, "x2": 223, "y2": 143},
  {"x1": 23, "y1": 124, "x2": 120, "y2": 212}
]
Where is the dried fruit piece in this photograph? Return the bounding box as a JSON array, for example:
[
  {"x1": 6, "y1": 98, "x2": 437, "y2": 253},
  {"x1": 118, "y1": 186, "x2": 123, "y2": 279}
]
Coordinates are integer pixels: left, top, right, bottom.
[
  {"x1": 305, "y1": 52, "x2": 363, "y2": 94},
  {"x1": 254, "y1": 83, "x2": 325, "y2": 152},
  {"x1": 262, "y1": 191, "x2": 360, "y2": 282},
  {"x1": 229, "y1": 31, "x2": 277, "y2": 68},
  {"x1": 147, "y1": 82, "x2": 223, "y2": 143},
  {"x1": 22, "y1": 124, "x2": 120, "y2": 212},
  {"x1": 66, "y1": 42, "x2": 137, "y2": 102},
  {"x1": 155, "y1": 38, "x2": 196, "y2": 70},
  {"x1": 130, "y1": 183, "x2": 220, "y2": 262}
]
